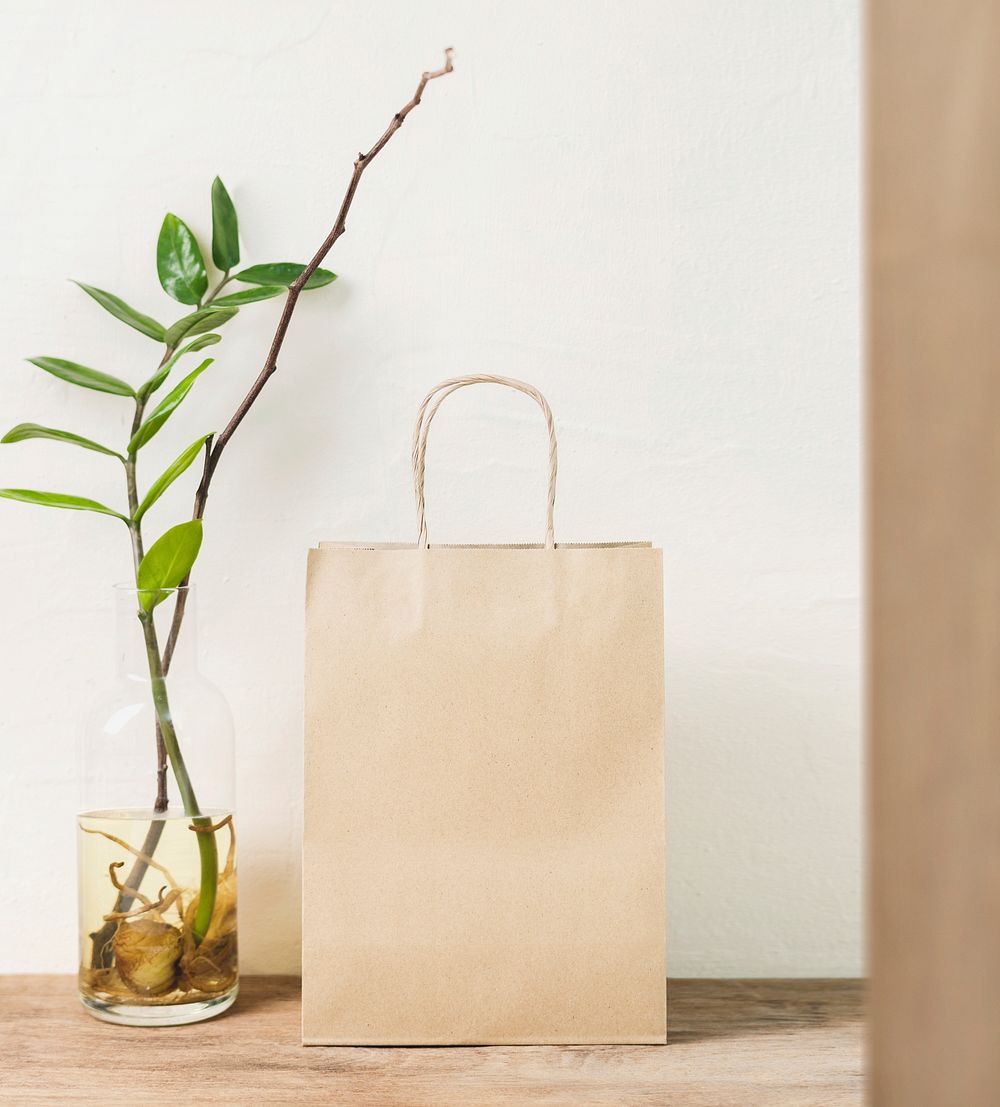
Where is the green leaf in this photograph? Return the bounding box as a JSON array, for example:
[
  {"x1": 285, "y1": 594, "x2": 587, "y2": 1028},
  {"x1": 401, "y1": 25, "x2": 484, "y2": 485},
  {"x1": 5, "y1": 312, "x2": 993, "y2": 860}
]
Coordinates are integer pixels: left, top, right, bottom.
[
  {"x1": 1, "y1": 423, "x2": 124, "y2": 460},
  {"x1": 137, "y1": 519, "x2": 204, "y2": 611},
  {"x1": 129, "y1": 359, "x2": 212, "y2": 453},
  {"x1": 27, "y1": 356, "x2": 135, "y2": 398},
  {"x1": 163, "y1": 305, "x2": 237, "y2": 347},
  {"x1": 157, "y1": 213, "x2": 208, "y2": 305},
  {"x1": 72, "y1": 282, "x2": 166, "y2": 342},
  {"x1": 135, "y1": 434, "x2": 212, "y2": 522},
  {"x1": 0, "y1": 488, "x2": 126, "y2": 521},
  {"x1": 211, "y1": 284, "x2": 285, "y2": 306},
  {"x1": 210, "y1": 177, "x2": 240, "y2": 271},
  {"x1": 177, "y1": 331, "x2": 222, "y2": 354},
  {"x1": 234, "y1": 263, "x2": 336, "y2": 290},
  {"x1": 138, "y1": 333, "x2": 222, "y2": 400}
]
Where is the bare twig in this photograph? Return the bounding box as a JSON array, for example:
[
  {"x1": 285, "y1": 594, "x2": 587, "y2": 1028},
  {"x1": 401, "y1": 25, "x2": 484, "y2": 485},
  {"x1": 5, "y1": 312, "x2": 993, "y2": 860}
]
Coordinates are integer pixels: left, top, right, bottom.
[
  {"x1": 154, "y1": 720, "x2": 168, "y2": 811},
  {"x1": 161, "y1": 47, "x2": 454, "y2": 672}
]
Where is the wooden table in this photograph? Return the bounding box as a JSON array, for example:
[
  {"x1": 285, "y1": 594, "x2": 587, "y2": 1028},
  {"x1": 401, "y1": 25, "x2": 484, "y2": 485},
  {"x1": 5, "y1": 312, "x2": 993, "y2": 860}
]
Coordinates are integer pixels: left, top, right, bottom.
[{"x1": 0, "y1": 976, "x2": 863, "y2": 1105}]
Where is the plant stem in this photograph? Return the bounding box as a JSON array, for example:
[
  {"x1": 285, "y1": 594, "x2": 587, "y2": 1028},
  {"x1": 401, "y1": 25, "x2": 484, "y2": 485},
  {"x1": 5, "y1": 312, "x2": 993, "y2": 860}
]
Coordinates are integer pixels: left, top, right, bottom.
[
  {"x1": 90, "y1": 326, "x2": 224, "y2": 966},
  {"x1": 138, "y1": 605, "x2": 218, "y2": 943},
  {"x1": 201, "y1": 271, "x2": 231, "y2": 309},
  {"x1": 122, "y1": 336, "x2": 220, "y2": 944},
  {"x1": 123, "y1": 393, "x2": 173, "y2": 814}
]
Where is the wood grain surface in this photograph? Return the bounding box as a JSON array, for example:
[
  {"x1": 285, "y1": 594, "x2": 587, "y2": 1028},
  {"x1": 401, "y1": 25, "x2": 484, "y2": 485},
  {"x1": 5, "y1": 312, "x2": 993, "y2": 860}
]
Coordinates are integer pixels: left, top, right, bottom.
[{"x1": 0, "y1": 976, "x2": 863, "y2": 1106}]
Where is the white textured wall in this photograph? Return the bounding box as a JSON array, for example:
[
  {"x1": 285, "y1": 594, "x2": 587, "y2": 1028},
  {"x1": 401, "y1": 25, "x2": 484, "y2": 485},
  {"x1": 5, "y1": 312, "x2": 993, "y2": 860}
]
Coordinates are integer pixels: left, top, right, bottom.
[{"x1": 0, "y1": 1, "x2": 859, "y2": 976}]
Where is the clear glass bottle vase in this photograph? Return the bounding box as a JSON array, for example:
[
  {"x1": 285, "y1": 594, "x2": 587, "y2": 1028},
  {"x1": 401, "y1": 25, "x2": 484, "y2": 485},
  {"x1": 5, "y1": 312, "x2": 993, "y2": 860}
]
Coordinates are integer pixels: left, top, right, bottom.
[{"x1": 78, "y1": 585, "x2": 238, "y2": 1025}]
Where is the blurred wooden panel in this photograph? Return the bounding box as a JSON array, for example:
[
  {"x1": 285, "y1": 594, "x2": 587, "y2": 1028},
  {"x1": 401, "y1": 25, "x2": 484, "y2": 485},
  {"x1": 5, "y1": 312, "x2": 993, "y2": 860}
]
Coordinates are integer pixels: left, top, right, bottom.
[{"x1": 869, "y1": 2, "x2": 1000, "y2": 1105}]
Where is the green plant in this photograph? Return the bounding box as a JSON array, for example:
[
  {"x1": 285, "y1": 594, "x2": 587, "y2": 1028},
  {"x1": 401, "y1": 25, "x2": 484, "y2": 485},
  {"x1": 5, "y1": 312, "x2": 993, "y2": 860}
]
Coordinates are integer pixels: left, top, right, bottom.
[
  {"x1": 3, "y1": 181, "x2": 336, "y2": 948},
  {"x1": 1, "y1": 48, "x2": 454, "y2": 1000}
]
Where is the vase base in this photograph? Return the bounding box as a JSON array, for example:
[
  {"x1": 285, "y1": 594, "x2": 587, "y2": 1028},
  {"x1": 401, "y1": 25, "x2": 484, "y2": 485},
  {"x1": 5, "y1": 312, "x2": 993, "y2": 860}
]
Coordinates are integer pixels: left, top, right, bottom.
[{"x1": 79, "y1": 982, "x2": 238, "y2": 1026}]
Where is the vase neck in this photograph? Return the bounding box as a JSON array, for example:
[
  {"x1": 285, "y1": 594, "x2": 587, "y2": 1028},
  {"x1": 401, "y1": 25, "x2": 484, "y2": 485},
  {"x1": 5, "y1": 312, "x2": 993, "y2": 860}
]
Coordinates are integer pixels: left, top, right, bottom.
[{"x1": 113, "y1": 586, "x2": 198, "y2": 678}]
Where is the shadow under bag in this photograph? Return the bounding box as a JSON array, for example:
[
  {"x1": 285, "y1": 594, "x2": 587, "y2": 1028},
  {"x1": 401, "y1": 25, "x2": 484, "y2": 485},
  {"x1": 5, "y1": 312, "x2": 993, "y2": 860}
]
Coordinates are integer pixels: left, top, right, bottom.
[{"x1": 302, "y1": 375, "x2": 665, "y2": 1045}]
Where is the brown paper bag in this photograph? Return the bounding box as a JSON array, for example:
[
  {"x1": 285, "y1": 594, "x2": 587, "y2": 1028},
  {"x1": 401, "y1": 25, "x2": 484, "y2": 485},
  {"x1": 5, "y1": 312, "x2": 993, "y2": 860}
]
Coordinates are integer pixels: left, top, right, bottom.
[{"x1": 303, "y1": 375, "x2": 665, "y2": 1045}]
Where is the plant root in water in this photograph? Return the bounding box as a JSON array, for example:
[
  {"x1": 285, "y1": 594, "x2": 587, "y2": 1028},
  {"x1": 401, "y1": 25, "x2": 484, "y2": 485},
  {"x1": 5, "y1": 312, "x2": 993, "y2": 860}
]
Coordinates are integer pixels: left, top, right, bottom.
[
  {"x1": 179, "y1": 814, "x2": 238, "y2": 993},
  {"x1": 81, "y1": 826, "x2": 180, "y2": 889},
  {"x1": 79, "y1": 816, "x2": 237, "y2": 1006}
]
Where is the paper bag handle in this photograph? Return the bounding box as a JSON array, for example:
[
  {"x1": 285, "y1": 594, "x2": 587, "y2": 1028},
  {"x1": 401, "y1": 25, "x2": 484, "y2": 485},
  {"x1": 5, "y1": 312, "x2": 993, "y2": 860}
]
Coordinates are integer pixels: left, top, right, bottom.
[{"x1": 412, "y1": 375, "x2": 558, "y2": 549}]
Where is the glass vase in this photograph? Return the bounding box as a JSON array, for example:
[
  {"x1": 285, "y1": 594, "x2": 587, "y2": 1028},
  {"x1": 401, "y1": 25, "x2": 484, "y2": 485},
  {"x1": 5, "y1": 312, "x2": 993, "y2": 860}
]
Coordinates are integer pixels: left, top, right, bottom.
[{"x1": 77, "y1": 585, "x2": 238, "y2": 1025}]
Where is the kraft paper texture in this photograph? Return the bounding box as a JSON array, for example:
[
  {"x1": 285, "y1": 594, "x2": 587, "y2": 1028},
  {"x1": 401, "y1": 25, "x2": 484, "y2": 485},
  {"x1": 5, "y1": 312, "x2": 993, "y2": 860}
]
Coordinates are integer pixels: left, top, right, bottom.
[{"x1": 302, "y1": 376, "x2": 665, "y2": 1045}]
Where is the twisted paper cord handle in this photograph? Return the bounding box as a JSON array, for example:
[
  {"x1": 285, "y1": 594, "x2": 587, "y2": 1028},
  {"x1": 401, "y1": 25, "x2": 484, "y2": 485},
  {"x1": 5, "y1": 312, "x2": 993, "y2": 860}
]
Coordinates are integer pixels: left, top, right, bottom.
[{"x1": 411, "y1": 375, "x2": 558, "y2": 549}]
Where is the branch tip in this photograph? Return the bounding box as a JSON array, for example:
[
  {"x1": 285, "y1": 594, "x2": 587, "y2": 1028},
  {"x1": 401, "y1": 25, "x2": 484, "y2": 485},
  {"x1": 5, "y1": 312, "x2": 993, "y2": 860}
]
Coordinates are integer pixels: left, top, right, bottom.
[{"x1": 424, "y1": 47, "x2": 454, "y2": 81}]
